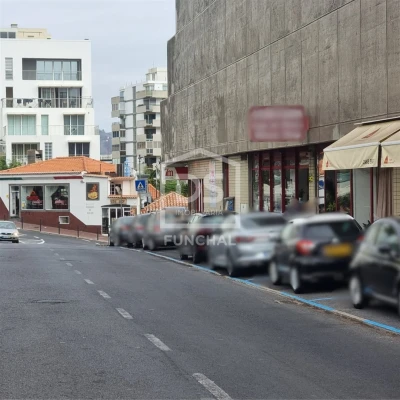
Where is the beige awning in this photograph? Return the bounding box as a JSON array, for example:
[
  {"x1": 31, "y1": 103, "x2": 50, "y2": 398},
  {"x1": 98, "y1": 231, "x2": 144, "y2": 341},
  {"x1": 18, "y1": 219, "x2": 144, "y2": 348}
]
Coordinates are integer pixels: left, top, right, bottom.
[
  {"x1": 381, "y1": 124, "x2": 400, "y2": 167},
  {"x1": 323, "y1": 121, "x2": 400, "y2": 170}
]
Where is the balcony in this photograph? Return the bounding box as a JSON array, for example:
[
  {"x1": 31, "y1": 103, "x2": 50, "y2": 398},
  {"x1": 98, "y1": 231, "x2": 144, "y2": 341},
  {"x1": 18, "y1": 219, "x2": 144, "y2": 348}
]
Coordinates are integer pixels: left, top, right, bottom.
[
  {"x1": 22, "y1": 70, "x2": 82, "y2": 81},
  {"x1": 136, "y1": 89, "x2": 168, "y2": 100},
  {"x1": 137, "y1": 119, "x2": 161, "y2": 128},
  {"x1": 136, "y1": 104, "x2": 160, "y2": 114},
  {"x1": 4, "y1": 125, "x2": 99, "y2": 136},
  {"x1": 1, "y1": 97, "x2": 93, "y2": 109}
]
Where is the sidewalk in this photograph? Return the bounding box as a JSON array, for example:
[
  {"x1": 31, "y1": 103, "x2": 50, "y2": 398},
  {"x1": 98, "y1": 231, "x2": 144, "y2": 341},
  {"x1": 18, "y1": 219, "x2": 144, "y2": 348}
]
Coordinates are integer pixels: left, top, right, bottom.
[{"x1": 15, "y1": 221, "x2": 108, "y2": 243}]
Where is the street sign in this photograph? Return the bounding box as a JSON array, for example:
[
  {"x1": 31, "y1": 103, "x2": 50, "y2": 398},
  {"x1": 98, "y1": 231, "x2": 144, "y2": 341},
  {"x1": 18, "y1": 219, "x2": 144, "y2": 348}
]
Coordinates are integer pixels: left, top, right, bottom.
[
  {"x1": 248, "y1": 105, "x2": 309, "y2": 142},
  {"x1": 124, "y1": 161, "x2": 130, "y2": 177},
  {"x1": 135, "y1": 179, "x2": 147, "y2": 193}
]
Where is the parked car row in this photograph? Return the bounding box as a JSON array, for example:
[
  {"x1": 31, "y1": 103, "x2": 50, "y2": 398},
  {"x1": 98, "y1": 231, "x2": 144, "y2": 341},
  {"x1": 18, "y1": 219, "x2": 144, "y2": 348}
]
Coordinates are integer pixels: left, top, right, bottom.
[{"x1": 109, "y1": 210, "x2": 400, "y2": 316}]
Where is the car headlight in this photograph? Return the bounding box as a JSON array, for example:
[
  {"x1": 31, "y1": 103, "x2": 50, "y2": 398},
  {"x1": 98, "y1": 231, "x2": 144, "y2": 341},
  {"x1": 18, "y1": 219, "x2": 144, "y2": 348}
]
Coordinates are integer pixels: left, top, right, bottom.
[{"x1": 13, "y1": 231, "x2": 19, "y2": 237}]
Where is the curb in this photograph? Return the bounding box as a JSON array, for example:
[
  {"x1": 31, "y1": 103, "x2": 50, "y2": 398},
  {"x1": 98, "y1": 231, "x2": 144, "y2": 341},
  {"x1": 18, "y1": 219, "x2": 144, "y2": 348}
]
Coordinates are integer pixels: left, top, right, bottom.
[
  {"x1": 136, "y1": 248, "x2": 400, "y2": 337},
  {"x1": 20, "y1": 228, "x2": 107, "y2": 244}
]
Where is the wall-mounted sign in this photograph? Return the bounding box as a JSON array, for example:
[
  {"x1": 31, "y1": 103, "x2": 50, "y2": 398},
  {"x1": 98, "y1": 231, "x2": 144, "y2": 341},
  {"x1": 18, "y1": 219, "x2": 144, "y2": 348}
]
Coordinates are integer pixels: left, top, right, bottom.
[
  {"x1": 110, "y1": 198, "x2": 127, "y2": 205},
  {"x1": 164, "y1": 166, "x2": 189, "y2": 180},
  {"x1": 248, "y1": 106, "x2": 309, "y2": 142},
  {"x1": 86, "y1": 183, "x2": 99, "y2": 201}
]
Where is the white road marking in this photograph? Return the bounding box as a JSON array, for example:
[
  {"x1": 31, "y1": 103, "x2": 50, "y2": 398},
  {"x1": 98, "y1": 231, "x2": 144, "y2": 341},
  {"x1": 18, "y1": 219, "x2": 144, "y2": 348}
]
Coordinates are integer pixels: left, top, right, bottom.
[
  {"x1": 98, "y1": 290, "x2": 111, "y2": 299},
  {"x1": 193, "y1": 373, "x2": 232, "y2": 400},
  {"x1": 34, "y1": 236, "x2": 39, "y2": 239},
  {"x1": 60, "y1": 257, "x2": 65, "y2": 261},
  {"x1": 54, "y1": 253, "x2": 59, "y2": 256},
  {"x1": 74, "y1": 270, "x2": 82, "y2": 275},
  {"x1": 82, "y1": 239, "x2": 90, "y2": 242},
  {"x1": 144, "y1": 334, "x2": 171, "y2": 351},
  {"x1": 84, "y1": 279, "x2": 94, "y2": 285},
  {"x1": 116, "y1": 308, "x2": 133, "y2": 319},
  {"x1": 66, "y1": 262, "x2": 73, "y2": 267}
]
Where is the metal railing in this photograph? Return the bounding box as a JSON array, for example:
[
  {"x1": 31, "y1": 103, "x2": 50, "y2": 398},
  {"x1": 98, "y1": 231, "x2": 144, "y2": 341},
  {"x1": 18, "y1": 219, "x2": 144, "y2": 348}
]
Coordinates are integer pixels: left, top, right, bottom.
[
  {"x1": 11, "y1": 155, "x2": 28, "y2": 164},
  {"x1": 4, "y1": 125, "x2": 99, "y2": 136},
  {"x1": 1, "y1": 97, "x2": 93, "y2": 109},
  {"x1": 22, "y1": 70, "x2": 82, "y2": 81}
]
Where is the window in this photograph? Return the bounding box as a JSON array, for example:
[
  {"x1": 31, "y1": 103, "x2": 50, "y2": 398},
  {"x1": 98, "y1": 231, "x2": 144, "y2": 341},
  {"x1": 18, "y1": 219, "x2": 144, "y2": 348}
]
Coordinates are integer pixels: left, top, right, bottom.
[
  {"x1": 162, "y1": 84, "x2": 168, "y2": 91},
  {"x1": 146, "y1": 130, "x2": 155, "y2": 140},
  {"x1": 146, "y1": 149, "x2": 153, "y2": 154},
  {"x1": 119, "y1": 90, "x2": 124, "y2": 100},
  {"x1": 137, "y1": 142, "x2": 145, "y2": 149},
  {"x1": 120, "y1": 143, "x2": 126, "y2": 151},
  {"x1": 45, "y1": 185, "x2": 69, "y2": 210},
  {"x1": 64, "y1": 115, "x2": 84, "y2": 135},
  {"x1": 12, "y1": 143, "x2": 39, "y2": 163},
  {"x1": 8, "y1": 32, "x2": 16, "y2": 38},
  {"x1": 69, "y1": 143, "x2": 90, "y2": 157},
  {"x1": 35, "y1": 59, "x2": 80, "y2": 81},
  {"x1": 44, "y1": 143, "x2": 52, "y2": 160},
  {"x1": 39, "y1": 87, "x2": 82, "y2": 108},
  {"x1": 59, "y1": 216, "x2": 70, "y2": 224},
  {"x1": 5, "y1": 58, "x2": 13, "y2": 80},
  {"x1": 120, "y1": 130, "x2": 126, "y2": 138},
  {"x1": 8, "y1": 115, "x2": 36, "y2": 135},
  {"x1": 303, "y1": 221, "x2": 360, "y2": 241},
  {"x1": 112, "y1": 144, "x2": 120, "y2": 152},
  {"x1": 112, "y1": 131, "x2": 119, "y2": 138},
  {"x1": 0, "y1": 32, "x2": 6, "y2": 38},
  {"x1": 41, "y1": 115, "x2": 49, "y2": 135},
  {"x1": 375, "y1": 224, "x2": 400, "y2": 253},
  {"x1": 110, "y1": 183, "x2": 122, "y2": 195},
  {"x1": 21, "y1": 186, "x2": 44, "y2": 210}
]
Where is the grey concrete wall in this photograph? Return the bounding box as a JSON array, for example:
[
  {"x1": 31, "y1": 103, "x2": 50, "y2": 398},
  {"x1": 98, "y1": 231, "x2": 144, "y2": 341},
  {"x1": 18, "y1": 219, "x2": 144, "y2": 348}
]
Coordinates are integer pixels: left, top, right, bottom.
[{"x1": 163, "y1": 0, "x2": 400, "y2": 161}]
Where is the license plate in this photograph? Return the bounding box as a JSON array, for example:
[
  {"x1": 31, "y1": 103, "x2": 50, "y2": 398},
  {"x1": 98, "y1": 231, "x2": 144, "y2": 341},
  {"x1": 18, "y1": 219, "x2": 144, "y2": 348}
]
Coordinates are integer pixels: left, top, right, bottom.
[{"x1": 323, "y1": 243, "x2": 352, "y2": 257}]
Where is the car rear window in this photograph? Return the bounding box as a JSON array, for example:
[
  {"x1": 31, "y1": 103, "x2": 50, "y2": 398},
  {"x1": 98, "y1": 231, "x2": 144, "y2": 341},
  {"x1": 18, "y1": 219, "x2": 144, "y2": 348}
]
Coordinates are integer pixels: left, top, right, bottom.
[
  {"x1": 199, "y1": 215, "x2": 226, "y2": 224},
  {"x1": 303, "y1": 221, "x2": 360, "y2": 241},
  {"x1": 242, "y1": 216, "x2": 286, "y2": 229},
  {"x1": 0, "y1": 222, "x2": 16, "y2": 229}
]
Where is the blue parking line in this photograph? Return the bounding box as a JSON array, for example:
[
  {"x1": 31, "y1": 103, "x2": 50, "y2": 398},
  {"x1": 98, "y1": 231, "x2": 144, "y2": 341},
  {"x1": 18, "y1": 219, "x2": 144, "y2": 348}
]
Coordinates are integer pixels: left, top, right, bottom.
[
  {"x1": 364, "y1": 320, "x2": 400, "y2": 334},
  {"x1": 280, "y1": 292, "x2": 335, "y2": 312},
  {"x1": 310, "y1": 297, "x2": 334, "y2": 302}
]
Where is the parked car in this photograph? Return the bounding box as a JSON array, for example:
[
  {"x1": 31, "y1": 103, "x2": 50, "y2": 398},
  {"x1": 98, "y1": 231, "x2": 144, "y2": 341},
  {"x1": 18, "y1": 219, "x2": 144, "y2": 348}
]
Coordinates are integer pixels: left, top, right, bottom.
[
  {"x1": 349, "y1": 217, "x2": 400, "y2": 316},
  {"x1": 108, "y1": 216, "x2": 135, "y2": 247},
  {"x1": 208, "y1": 212, "x2": 286, "y2": 277},
  {"x1": 129, "y1": 213, "x2": 153, "y2": 248},
  {"x1": 142, "y1": 209, "x2": 187, "y2": 251},
  {"x1": 178, "y1": 212, "x2": 234, "y2": 263},
  {"x1": 0, "y1": 220, "x2": 19, "y2": 243},
  {"x1": 270, "y1": 213, "x2": 362, "y2": 293}
]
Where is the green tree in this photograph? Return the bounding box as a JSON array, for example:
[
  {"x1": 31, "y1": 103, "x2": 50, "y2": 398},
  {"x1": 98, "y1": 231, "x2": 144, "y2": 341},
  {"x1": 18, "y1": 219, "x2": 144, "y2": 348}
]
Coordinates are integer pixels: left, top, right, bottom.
[{"x1": 0, "y1": 157, "x2": 21, "y2": 171}]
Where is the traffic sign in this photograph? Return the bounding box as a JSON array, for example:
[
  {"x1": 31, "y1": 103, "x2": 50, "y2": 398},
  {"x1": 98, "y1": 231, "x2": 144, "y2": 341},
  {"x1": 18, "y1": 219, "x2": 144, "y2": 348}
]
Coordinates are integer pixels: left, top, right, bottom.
[{"x1": 135, "y1": 179, "x2": 147, "y2": 193}]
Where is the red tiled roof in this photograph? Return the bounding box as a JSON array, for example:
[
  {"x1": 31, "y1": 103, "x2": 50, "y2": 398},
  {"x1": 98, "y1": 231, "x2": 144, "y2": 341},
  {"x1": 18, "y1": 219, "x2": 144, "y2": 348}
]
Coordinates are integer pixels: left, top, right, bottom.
[
  {"x1": 141, "y1": 192, "x2": 188, "y2": 213},
  {"x1": 148, "y1": 183, "x2": 160, "y2": 200},
  {"x1": 0, "y1": 157, "x2": 116, "y2": 175}
]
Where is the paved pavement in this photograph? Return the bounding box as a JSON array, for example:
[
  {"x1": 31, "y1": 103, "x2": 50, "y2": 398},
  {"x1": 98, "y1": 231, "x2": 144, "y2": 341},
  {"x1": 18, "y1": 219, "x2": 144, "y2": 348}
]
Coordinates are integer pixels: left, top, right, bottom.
[{"x1": 1, "y1": 231, "x2": 400, "y2": 399}]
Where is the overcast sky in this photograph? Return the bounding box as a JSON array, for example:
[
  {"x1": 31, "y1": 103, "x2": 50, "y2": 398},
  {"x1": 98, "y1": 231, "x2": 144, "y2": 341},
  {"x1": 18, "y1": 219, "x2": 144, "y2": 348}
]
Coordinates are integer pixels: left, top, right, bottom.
[{"x1": 0, "y1": 0, "x2": 175, "y2": 131}]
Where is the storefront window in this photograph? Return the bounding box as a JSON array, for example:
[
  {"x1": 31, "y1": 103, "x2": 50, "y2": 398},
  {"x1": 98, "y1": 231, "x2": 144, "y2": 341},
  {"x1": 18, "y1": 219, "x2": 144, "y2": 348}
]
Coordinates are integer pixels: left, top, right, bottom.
[
  {"x1": 252, "y1": 169, "x2": 260, "y2": 211},
  {"x1": 353, "y1": 169, "x2": 371, "y2": 227},
  {"x1": 325, "y1": 171, "x2": 336, "y2": 212},
  {"x1": 262, "y1": 170, "x2": 271, "y2": 211},
  {"x1": 337, "y1": 170, "x2": 351, "y2": 214},
  {"x1": 298, "y1": 151, "x2": 309, "y2": 203},
  {"x1": 45, "y1": 185, "x2": 69, "y2": 210},
  {"x1": 284, "y1": 153, "x2": 296, "y2": 209},
  {"x1": 21, "y1": 186, "x2": 43, "y2": 210},
  {"x1": 272, "y1": 152, "x2": 282, "y2": 213}
]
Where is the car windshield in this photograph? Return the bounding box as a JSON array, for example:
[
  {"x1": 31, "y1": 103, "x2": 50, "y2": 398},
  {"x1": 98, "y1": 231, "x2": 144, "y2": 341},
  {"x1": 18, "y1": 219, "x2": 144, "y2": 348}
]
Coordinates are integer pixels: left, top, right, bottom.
[
  {"x1": 242, "y1": 216, "x2": 286, "y2": 229},
  {"x1": 303, "y1": 220, "x2": 360, "y2": 241},
  {"x1": 0, "y1": 222, "x2": 16, "y2": 229},
  {"x1": 199, "y1": 215, "x2": 226, "y2": 225}
]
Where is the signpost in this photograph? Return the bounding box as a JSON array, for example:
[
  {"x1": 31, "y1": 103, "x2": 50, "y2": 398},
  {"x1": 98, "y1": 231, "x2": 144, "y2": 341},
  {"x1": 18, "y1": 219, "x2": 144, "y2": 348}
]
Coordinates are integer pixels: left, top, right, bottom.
[
  {"x1": 248, "y1": 105, "x2": 309, "y2": 142},
  {"x1": 135, "y1": 179, "x2": 148, "y2": 193}
]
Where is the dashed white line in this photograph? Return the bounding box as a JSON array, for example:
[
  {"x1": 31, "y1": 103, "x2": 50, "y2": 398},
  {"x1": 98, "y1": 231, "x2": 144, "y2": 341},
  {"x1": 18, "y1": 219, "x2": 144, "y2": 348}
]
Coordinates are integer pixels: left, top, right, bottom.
[
  {"x1": 54, "y1": 253, "x2": 59, "y2": 256},
  {"x1": 84, "y1": 279, "x2": 94, "y2": 285},
  {"x1": 74, "y1": 270, "x2": 82, "y2": 275},
  {"x1": 60, "y1": 257, "x2": 65, "y2": 261},
  {"x1": 34, "y1": 236, "x2": 39, "y2": 239},
  {"x1": 144, "y1": 334, "x2": 171, "y2": 351},
  {"x1": 66, "y1": 262, "x2": 73, "y2": 267},
  {"x1": 116, "y1": 308, "x2": 133, "y2": 319},
  {"x1": 193, "y1": 373, "x2": 232, "y2": 400},
  {"x1": 98, "y1": 290, "x2": 111, "y2": 299}
]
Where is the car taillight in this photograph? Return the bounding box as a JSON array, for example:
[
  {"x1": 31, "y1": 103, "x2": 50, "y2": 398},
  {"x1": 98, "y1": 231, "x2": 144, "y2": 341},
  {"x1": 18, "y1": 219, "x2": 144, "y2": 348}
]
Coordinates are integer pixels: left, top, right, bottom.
[
  {"x1": 197, "y1": 228, "x2": 212, "y2": 236},
  {"x1": 136, "y1": 225, "x2": 143, "y2": 231},
  {"x1": 154, "y1": 226, "x2": 161, "y2": 233},
  {"x1": 235, "y1": 236, "x2": 255, "y2": 243},
  {"x1": 296, "y1": 240, "x2": 315, "y2": 255},
  {"x1": 357, "y1": 235, "x2": 364, "y2": 243}
]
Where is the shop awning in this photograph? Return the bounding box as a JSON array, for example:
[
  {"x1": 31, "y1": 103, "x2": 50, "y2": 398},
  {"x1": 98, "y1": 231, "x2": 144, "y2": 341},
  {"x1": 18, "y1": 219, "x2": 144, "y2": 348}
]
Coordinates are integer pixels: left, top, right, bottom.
[
  {"x1": 323, "y1": 121, "x2": 400, "y2": 170},
  {"x1": 381, "y1": 123, "x2": 400, "y2": 167}
]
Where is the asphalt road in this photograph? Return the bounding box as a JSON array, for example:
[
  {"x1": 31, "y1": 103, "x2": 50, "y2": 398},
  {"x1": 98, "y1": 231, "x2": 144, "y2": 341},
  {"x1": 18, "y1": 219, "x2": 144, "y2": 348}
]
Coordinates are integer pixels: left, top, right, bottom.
[{"x1": 1, "y1": 231, "x2": 400, "y2": 399}]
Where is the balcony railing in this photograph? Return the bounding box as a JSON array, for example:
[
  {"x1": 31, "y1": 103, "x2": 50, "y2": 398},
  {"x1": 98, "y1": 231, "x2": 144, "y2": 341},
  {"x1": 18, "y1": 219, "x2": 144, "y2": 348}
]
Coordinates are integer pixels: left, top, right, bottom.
[
  {"x1": 136, "y1": 89, "x2": 168, "y2": 100},
  {"x1": 136, "y1": 104, "x2": 160, "y2": 114},
  {"x1": 137, "y1": 119, "x2": 161, "y2": 128},
  {"x1": 11, "y1": 155, "x2": 28, "y2": 165},
  {"x1": 22, "y1": 70, "x2": 82, "y2": 81},
  {"x1": 1, "y1": 97, "x2": 93, "y2": 109},
  {"x1": 4, "y1": 125, "x2": 99, "y2": 136}
]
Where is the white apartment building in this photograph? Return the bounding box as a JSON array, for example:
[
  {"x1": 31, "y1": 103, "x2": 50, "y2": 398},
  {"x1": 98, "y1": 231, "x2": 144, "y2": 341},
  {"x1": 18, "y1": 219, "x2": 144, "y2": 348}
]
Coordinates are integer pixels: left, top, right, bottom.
[
  {"x1": 111, "y1": 67, "x2": 167, "y2": 175},
  {"x1": 0, "y1": 24, "x2": 99, "y2": 165}
]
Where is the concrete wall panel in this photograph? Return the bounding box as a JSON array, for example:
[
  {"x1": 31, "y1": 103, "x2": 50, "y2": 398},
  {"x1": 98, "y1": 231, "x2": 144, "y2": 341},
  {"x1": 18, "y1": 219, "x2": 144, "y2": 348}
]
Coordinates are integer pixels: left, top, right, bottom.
[
  {"x1": 387, "y1": 0, "x2": 400, "y2": 113},
  {"x1": 271, "y1": 39, "x2": 286, "y2": 105},
  {"x1": 271, "y1": 0, "x2": 286, "y2": 42},
  {"x1": 258, "y1": 46, "x2": 272, "y2": 107},
  {"x1": 285, "y1": 31, "x2": 302, "y2": 105}
]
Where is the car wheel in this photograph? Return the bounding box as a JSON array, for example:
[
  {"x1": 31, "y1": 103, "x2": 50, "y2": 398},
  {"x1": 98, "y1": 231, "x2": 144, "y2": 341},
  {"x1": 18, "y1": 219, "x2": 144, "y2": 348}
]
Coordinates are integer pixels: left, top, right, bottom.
[
  {"x1": 192, "y1": 248, "x2": 202, "y2": 264},
  {"x1": 135, "y1": 240, "x2": 142, "y2": 249},
  {"x1": 127, "y1": 242, "x2": 134, "y2": 248},
  {"x1": 147, "y1": 238, "x2": 156, "y2": 251},
  {"x1": 142, "y1": 239, "x2": 149, "y2": 250},
  {"x1": 269, "y1": 260, "x2": 281, "y2": 285},
  {"x1": 290, "y1": 266, "x2": 303, "y2": 294},
  {"x1": 349, "y1": 274, "x2": 367, "y2": 309},
  {"x1": 12, "y1": 240, "x2": 19, "y2": 244},
  {"x1": 227, "y1": 252, "x2": 240, "y2": 277},
  {"x1": 109, "y1": 237, "x2": 114, "y2": 247}
]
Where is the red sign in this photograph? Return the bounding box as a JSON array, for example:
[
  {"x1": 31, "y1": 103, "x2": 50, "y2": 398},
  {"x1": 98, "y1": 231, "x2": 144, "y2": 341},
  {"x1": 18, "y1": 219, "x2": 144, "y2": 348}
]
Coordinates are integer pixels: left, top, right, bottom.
[{"x1": 248, "y1": 106, "x2": 309, "y2": 142}]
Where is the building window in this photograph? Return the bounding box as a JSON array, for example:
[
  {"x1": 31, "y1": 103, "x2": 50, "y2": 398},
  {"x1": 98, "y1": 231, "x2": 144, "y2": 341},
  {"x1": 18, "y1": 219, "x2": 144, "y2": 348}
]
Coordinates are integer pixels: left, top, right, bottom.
[
  {"x1": 8, "y1": 115, "x2": 36, "y2": 135},
  {"x1": 120, "y1": 130, "x2": 126, "y2": 138},
  {"x1": 21, "y1": 186, "x2": 43, "y2": 210},
  {"x1": 39, "y1": 87, "x2": 82, "y2": 108},
  {"x1": 69, "y1": 142, "x2": 89, "y2": 157},
  {"x1": 146, "y1": 149, "x2": 153, "y2": 154},
  {"x1": 64, "y1": 115, "x2": 84, "y2": 135},
  {"x1": 41, "y1": 115, "x2": 49, "y2": 135},
  {"x1": 8, "y1": 32, "x2": 16, "y2": 38},
  {"x1": 44, "y1": 143, "x2": 52, "y2": 160},
  {"x1": 45, "y1": 185, "x2": 69, "y2": 210},
  {"x1": 12, "y1": 143, "x2": 38, "y2": 164},
  {"x1": 119, "y1": 90, "x2": 124, "y2": 100},
  {"x1": 112, "y1": 131, "x2": 119, "y2": 138},
  {"x1": 146, "y1": 130, "x2": 155, "y2": 140},
  {"x1": 112, "y1": 144, "x2": 120, "y2": 152},
  {"x1": 5, "y1": 58, "x2": 13, "y2": 80},
  {"x1": 137, "y1": 142, "x2": 145, "y2": 149},
  {"x1": 120, "y1": 143, "x2": 126, "y2": 151},
  {"x1": 162, "y1": 84, "x2": 168, "y2": 91},
  {"x1": 110, "y1": 183, "x2": 122, "y2": 195},
  {"x1": 35, "y1": 60, "x2": 80, "y2": 81}
]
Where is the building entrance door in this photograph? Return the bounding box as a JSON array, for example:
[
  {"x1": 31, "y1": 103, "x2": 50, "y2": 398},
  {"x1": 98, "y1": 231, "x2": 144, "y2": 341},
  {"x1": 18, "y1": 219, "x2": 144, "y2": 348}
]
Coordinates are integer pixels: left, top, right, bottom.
[{"x1": 10, "y1": 186, "x2": 20, "y2": 217}]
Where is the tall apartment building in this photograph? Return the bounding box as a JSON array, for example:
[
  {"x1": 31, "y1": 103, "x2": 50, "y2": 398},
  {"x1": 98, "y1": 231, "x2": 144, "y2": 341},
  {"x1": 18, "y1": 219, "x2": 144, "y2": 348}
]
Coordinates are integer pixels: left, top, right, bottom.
[
  {"x1": 0, "y1": 24, "x2": 99, "y2": 165},
  {"x1": 111, "y1": 67, "x2": 167, "y2": 175}
]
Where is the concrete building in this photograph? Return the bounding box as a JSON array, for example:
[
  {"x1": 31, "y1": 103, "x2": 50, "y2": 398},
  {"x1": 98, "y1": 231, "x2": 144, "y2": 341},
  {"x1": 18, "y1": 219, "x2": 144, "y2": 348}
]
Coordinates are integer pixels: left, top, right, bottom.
[
  {"x1": 0, "y1": 24, "x2": 100, "y2": 165},
  {"x1": 162, "y1": 0, "x2": 400, "y2": 226},
  {"x1": 0, "y1": 24, "x2": 51, "y2": 40},
  {"x1": 111, "y1": 68, "x2": 167, "y2": 175}
]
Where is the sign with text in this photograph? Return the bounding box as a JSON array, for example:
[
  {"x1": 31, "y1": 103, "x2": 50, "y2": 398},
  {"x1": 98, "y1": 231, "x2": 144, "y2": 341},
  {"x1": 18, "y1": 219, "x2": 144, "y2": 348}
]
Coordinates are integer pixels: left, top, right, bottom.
[
  {"x1": 110, "y1": 198, "x2": 127, "y2": 205},
  {"x1": 164, "y1": 166, "x2": 189, "y2": 180},
  {"x1": 248, "y1": 106, "x2": 309, "y2": 142}
]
